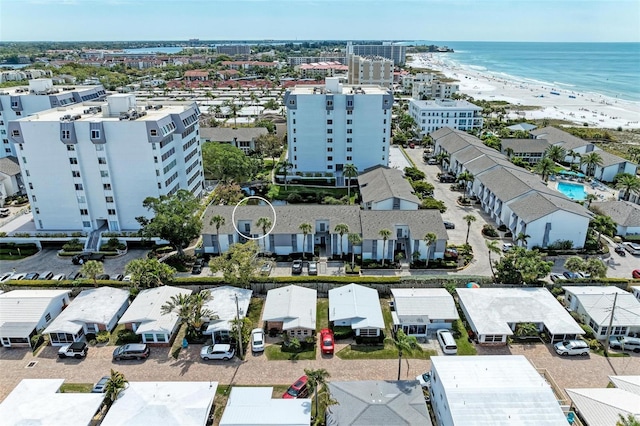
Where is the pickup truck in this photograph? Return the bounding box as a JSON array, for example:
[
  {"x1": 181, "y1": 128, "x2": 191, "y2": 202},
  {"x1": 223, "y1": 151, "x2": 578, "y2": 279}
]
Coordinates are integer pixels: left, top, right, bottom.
[
  {"x1": 72, "y1": 252, "x2": 106, "y2": 265},
  {"x1": 58, "y1": 341, "x2": 88, "y2": 359}
]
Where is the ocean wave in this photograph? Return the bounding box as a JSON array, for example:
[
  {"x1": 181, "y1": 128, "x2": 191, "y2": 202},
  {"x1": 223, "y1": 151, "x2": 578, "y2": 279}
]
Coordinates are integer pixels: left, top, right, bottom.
[
  {"x1": 553, "y1": 81, "x2": 576, "y2": 87},
  {"x1": 468, "y1": 65, "x2": 487, "y2": 71}
]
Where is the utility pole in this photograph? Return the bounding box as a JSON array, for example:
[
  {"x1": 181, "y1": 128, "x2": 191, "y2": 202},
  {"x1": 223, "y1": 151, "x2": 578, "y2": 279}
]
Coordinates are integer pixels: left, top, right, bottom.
[
  {"x1": 603, "y1": 292, "x2": 618, "y2": 356},
  {"x1": 235, "y1": 294, "x2": 243, "y2": 359}
]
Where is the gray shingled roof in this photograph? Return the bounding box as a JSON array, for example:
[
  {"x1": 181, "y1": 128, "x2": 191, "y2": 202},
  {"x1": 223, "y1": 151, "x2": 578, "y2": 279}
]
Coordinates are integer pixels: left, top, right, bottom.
[
  {"x1": 508, "y1": 192, "x2": 591, "y2": 223},
  {"x1": 358, "y1": 166, "x2": 420, "y2": 206},
  {"x1": 359, "y1": 210, "x2": 448, "y2": 240},
  {"x1": 433, "y1": 129, "x2": 485, "y2": 154},
  {"x1": 463, "y1": 155, "x2": 516, "y2": 176},
  {"x1": 200, "y1": 127, "x2": 268, "y2": 142},
  {"x1": 202, "y1": 205, "x2": 362, "y2": 235},
  {"x1": 596, "y1": 150, "x2": 632, "y2": 168},
  {"x1": 506, "y1": 123, "x2": 537, "y2": 132},
  {"x1": 530, "y1": 126, "x2": 589, "y2": 151},
  {"x1": 591, "y1": 201, "x2": 640, "y2": 227},
  {"x1": 476, "y1": 168, "x2": 541, "y2": 202},
  {"x1": 0, "y1": 156, "x2": 20, "y2": 177},
  {"x1": 501, "y1": 138, "x2": 550, "y2": 154},
  {"x1": 452, "y1": 144, "x2": 502, "y2": 165}
]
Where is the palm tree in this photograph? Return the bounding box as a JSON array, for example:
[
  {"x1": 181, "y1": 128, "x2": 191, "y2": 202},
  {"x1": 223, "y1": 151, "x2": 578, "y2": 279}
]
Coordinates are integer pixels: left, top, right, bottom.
[
  {"x1": 514, "y1": 232, "x2": 531, "y2": 248},
  {"x1": 378, "y1": 229, "x2": 392, "y2": 267},
  {"x1": 617, "y1": 414, "x2": 640, "y2": 426},
  {"x1": 80, "y1": 260, "x2": 104, "y2": 287},
  {"x1": 385, "y1": 330, "x2": 419, "y2": 380},
  {"x1": 304, "y1": 368, "x2": 331, "y2": 420},
  {"x1": 281, "y1": 161, "x2": 293, "y2": 190},
  {"x1": 463, "y1": 214, "x2": 476, "y2": 245},
  {"x1": 568, "y1": 150, "x2": 580, "y2": 165},
  {"x1": 456, "y1": 171, "x2": 474, "y2": 200},
  {"x1": 616, "y1": 174, "x2": 640, "y2": 201},
  {"x1": 347, "y1": 233, "x2": 362, "y2": 270},
  {"x1": 343, "y1": 163, "x2": 358, "y2": 204},
  {"x1": 590, "y1": 214, "x2": 617, "y2": 246},
  {"x1": 484, "y1": 240, "x2": 500, "y2": 280},
  {"x1": 256, "y1": 217, "x2": 272, "y2": 253},
  {"x1": 210, "y1": 215, "x2": 225, "y2": 255},
  {"x1": 104, "y1": 369, "x2": 128, "y2": 408},
  {"x1": 334, "y1": 224, "x2": 349, "y2": 259},
  {"x1": 299, "y1": 222, "x2": 312, "y2": 260},
  {"x1": 544, "y1": 145, "x2": 566, "y2": 163},
  {"x1": 534, "y1": 157, "x2": 556, "y2": 182},
  {"x1": 423, "y1": 233, "x2": 437, "y2": 266},
  {"x1": 580, "y1": 152, "x2": 604, "y2": 178},
  {"x1": 160, "y1": 293, "x2": 193, "y2": 326},
  {"x1": 504, "y1": 146, "x2": 514, "y2": 159},
  {"x1": 585, "y1": 193, "x2": 598, "y2": 207},
  {"x1": 223, "y1": 100, "x2": 240, "y2": 127},
  {"x1": 435, "y1": 152, "x2": 450, "y2": 168}
]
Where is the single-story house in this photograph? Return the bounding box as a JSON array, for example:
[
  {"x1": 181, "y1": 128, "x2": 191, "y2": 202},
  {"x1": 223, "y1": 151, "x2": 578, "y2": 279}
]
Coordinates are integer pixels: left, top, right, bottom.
[
  {"x1": 262, "y1": 285, "x2": 316, "y2": 338},
  {"x1": 0, "y1": 290, "x2": 71, "y2": 348},
  {"x1": 563, "y1": 286, "x2": 640, "y2": 338},
  {"x1": 0, "y1": 379, "x2": 103, "y2": 426},
  {"x1": 203, "y1": 286, "x2": 252, "y2": 342},
  {"x1": 456, "y1": 288, "x2": 584, "y2": 344},
  {"x1": 0, "y1": 156, "x2": 23, "y2": 198},
  {"x1": 200, "y1": 127, "x2": 268, "y2": 154},
  {"x1": 506, "y1": 122, "x2": 537, "y2": 132},
  {"x1": 43, "y1": 287, "x2": 129, "y2": 346},
  {"x1": 118, "y1": 286, "x2": 192, "y2": 346},
  {"x1": 500, "y1": 138, "x2": 550, "y2": 165},
  {"x1": 220, "y1": 387, "x2": 311, "y2": 426},
  {"x1": 590, "y1": 201, "x2": 640, "y2": 237},
  {"x1": 326, "y1": 380, "x2": 432, "y2": 426},
  {"x1": 100, "y1": 381, "x2": 217, "y2": 426},
  {"x1": 328, "y1": 284, "x2": 385, "y2": 337},
  {"x1": 184, "y1": 69, "x2": 209, "y2": 81},
  {"x1": 358, "y1": 165, "x2": 420, "y2": 210},
  {"x1": 390, "y1": 288, "x2": 459, "y2": 337},
  {"x1": 567, "y1": 375, "x2": 640, "y2": 426},
  {"x1": 430, "y1": 355, "x2": 567, "y2": 426}
]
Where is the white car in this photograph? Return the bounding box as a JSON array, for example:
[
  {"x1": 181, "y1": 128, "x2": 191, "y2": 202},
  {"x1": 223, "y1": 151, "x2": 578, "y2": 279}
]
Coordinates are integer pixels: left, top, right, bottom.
[
  {"x1": 123, "y1": 275, "x2": 132, "y2": 282},
  {"x1": 251, "y1": 328, "x2": 265, "y2": 353},
  {"x1": 502, "y1": 243, "x2": 513, "y2": 252},
  {"x1": 0, "y1": 272, "x2": 14, "y2": 283},
  {"x1": 52, "y1": 273, "x2": 67, "y2": 281},
  {"x1": 200, "y1": 344, "x2": 235, "y2": 361},
  {"x1": 554, "y1": 340, "x2": 590, "y2": 356},
  {"x1": 416, "y1": 372, "x2": 431, "y2": 388}
]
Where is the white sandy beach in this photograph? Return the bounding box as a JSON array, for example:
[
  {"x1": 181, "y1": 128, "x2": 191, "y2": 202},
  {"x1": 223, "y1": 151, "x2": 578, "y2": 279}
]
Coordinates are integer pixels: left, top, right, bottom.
[{"x1": 407, "y1": 53, "x2": 640, "y2": 130}]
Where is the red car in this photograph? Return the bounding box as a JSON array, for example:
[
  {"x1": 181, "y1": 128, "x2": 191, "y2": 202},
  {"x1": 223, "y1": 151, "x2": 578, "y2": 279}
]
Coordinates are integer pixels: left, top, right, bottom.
[
  {"x1": 283, "y1": 375, "x2": 308, "y2": 399},
  {"x1": 633, "y1": 269, "x2": 640, "y2": 279},
  {"x1": 320, "y1": 328, "x2": 335, "y2": 355}
]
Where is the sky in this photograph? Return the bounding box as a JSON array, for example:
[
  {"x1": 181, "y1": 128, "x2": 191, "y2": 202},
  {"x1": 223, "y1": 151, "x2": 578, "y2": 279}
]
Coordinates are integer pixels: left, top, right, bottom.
[{"x1": 0, "y1": 0, "x2": 639, "y2": 42}]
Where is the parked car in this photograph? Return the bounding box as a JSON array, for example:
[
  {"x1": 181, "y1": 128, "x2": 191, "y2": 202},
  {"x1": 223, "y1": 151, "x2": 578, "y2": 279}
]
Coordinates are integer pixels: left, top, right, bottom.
[
  {"x1": 427, "y1": 158, "x2": 439, "y2": 165},
  {"x1": 622, "y1": 242, "x2": 640, "y2": 255},
  {"x1": 307, "y1": 261, "x2": 318, "y2": 276},
  {"x1": 38, "y1": 271, "x2": 54, "y2": 280},
  {"x1": 69, "y1": 271, "x2": 84, "y2": 280},
  {"x1": 320, "y1": 328, "x2": 334, "y2": 355},
  {"x1": 614, "y1": 245, "x2": 627, "y2": 256},
  {"x1": 24, "y1": 272, "x2": 39, "y2": 280},
  {"x1": 11, "y1": 272, "x2": 27, "y2": 280},
  {"x1": 52, "y1": 274, "x2": 67, "y2": 281},
  {"x1": 502, "y1": 243, "x2": 513, "y2": 252},
  {"x1": 633, "y1": 269, "x2": 640, "y2": 279},
  {"x1": 194, "y1": 258, "x2": 204, "y2": 267},
  {"x1": 123, "y1": 275, "x2": 132, "y2": 282},
  {"x1": 549, "y1": 273, "x2": 566, "y2": 283},
  {"x1": 112, "y1": 274, "x2": 124, "y2": 281},
  {"x1": 91, "y1": 376, "x2": 110, "y2": 393},
  {"x1": 609, "y1": 336, "x2": 640, "y2": 353},
  {"x1": 408, "y1": 143, "x2": 415, "y2": 149},
  {"x1": 443, "y1": 221, "x2": 455, "y2": 229},
  {"x1": 191, "y1": 264, "x2": 202, "y2": 275},
  {"x1": 283, "y1": 375, "x2": 308, "y2": 399},
  {"x1": 439, "y1": 174, "x2": 456, "y2": 183},
  {"x1": 72, "y1": 252, "x2": 105, "y2": 265},
  {"x1": 291, "y1": 260, "x2": 303, "y2": 275},
  {"x1": 200, "y1": 344, "x2": 235, "y2": 361},
  {"x1": 554, "y1": 340, "x2": 590, "y2": 356},
  {"x1": 251, "y1": 328, "x2": 265, "y2": 353},
  {"x1": 444, "y1": 248, "x2": 459, "y2": 259},
  {"x1": 0, "y1": 272, "x2": 14, "y2": 282},
  {"x1": 416, "y1": 372, "x2": 431, "y2": 388},
  {"x1": 563, "y1": 271, "x2": 580, "y2": 279},
  {"x1": 112, "y1": 344, "x2": 150, "y2": 361},
  {"x1": 260, "y1": 262, "x2": 272, "y2": 276},
  {"x1": 0, "y1": 207, "x2": 10, "y2": 217},
  {"x1": 96, "y1": 274, "x2": 110, "y2": 281},
  {"x1": 58, "y1": 341, "x2": 88, "y2": 359}
]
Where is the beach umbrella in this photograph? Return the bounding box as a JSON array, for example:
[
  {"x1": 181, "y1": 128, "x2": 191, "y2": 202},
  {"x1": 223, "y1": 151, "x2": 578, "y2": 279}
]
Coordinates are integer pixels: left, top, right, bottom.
[{"x1": 466, "y1": 282, "x2": 480, "y2": 288}]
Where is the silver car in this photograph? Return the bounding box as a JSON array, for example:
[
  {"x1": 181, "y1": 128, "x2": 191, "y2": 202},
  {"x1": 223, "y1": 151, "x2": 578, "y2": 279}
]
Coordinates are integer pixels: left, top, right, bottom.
[
  {"x1": 554, "y1": 340, "x2": 590, "y2": 356},
  {"x1": 200, "y1": 344, "x2": 235, "y2": 361}
]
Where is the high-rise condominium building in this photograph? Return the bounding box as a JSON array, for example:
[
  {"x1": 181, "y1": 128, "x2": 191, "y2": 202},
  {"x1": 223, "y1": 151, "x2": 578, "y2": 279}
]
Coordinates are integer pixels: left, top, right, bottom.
[
  {"x1": 409, "y1": 99, "x2": 483, "y2": 136},
  {"x1": 215, "y1": 45, "x2": 251, "y2": 56},
  {"x1": 8, "y1": 94, "x2": 203, "y2": 232},
  {"x1": 346, "y1": 42, "x2": 406, "y2": 65},
  {"x1": 347, "y1": 55, "x2": 393, "y2": 88},
  {"x1": 284, "y1": 77, "x2": 393, "y2": 185},
  {"x1": 0, "y1": 79, "x2": 107, "y2": 159}
]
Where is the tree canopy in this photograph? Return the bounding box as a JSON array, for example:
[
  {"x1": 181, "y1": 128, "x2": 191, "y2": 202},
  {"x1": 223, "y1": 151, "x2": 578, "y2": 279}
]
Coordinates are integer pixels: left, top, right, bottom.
[
  {"x1": 209, "y1": 241, "x2": 259, "y2": 286},
  {"x1": 494, "y1": 247, "x2": 552, "y2": 285},
  {"x1": 136, "y1": 189, "x2": 202, "y2": 256},
  {"x1": 202, "y1": 142, "x2": 260, "y2": 183},
  {"x1": 124, "y1": 258, "x2": 176, "y2": 288}
]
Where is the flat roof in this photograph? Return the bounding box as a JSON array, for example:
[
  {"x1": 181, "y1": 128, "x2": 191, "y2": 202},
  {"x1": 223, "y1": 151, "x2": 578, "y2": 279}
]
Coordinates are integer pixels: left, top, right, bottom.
[
  {"x1": 220, "y1": 387, "x2": 311, "y2": 426},
  {"x1": 391, "y1": 288, "x2": 459, "y2": 321},
  {"x1": 328, "y1": 283, "x2": 385, "y2": 330},
  {"x1": 101, "y1": 381, "x2": 217, "y2": 426},
  {"x1": 456, "y1": 288, "x2": 584, "y2": 336},
  {"x1": 0, "y1": 83, "x2": 99, "y2": 97},
  {"x1": 289, "y1": 84, "x2": 388, "y2": 95},
  {"x1": 0, "y1": 379, "x2": 103, "y2": 426},
  {"x1": 204, "y1": 286, "x2": 252, "y2": 334},
  {"x1": 431, "y1": 355, "x2": 567, "y2": 425}
]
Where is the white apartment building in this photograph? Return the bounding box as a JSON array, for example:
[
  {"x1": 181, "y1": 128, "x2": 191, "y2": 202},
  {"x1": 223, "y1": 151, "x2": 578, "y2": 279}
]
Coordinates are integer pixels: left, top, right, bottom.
[
  {"x1": 347, "y1": 55, "x2": 393, "y2": 88},
  {"x1": 346, "y1": 42, "x2": 406, "y2": 65},
  {"x1": 7, "y1": 94, "x2": 203, "y2": 232},
  {"x1": 403, "y1": 73, "x2": 459, "y2": 99},
  {"x1": 284, "y1": 77, "x2": 393, "y2": 184},
  {"x1": 0, "y1": 79, "x2": 107, "y2": 159},
  {"x1": 409, "y1": 98, "x2": 483, "y2": 136}
]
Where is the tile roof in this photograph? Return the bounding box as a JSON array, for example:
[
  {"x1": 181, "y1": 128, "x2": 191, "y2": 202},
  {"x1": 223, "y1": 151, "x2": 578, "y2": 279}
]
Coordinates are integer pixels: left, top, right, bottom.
[
  {"x1": 357, "y1": 166, "x2": 420, "y2": 206},
  {"x1": 591, "y1": 200, "x2": 640, "y2": 227}
]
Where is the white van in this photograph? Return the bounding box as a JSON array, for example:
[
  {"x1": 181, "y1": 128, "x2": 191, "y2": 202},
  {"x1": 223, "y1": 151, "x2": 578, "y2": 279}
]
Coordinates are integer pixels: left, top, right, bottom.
[{"x1": 436, "y1": 329, "x2": 458, "y2": 355}]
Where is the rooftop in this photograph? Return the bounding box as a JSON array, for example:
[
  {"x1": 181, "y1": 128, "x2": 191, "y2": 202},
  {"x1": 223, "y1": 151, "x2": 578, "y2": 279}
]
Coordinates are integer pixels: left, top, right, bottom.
[
  {"x1": 566, "y1": 388, "x2": 640, "y2": 426},
  {"x1": 410, "y1": 98, "x2": 482, "y2": 110},
  {"x1": 358, "y1": 165, "x2": 420, "y2": 206},
  {"x1": 563, "y1": 287, "x2": 640, "y2": 327},
  {"x1": 591, "y1": 200, "x2": 640, "y2": 227},
  {"x1": 118, "y1": 286, "x2": 192, "y2": 334},
  {"x1": 200, "y1": 126, "x2": 268, "y2": 142},
  {"x1": 328, "y1": 283, "x2": 385, "y2": 330},
  {"x1": 390, "y1": 288, "x2": 458, "y2": 321},
  {"x1": 530, "y1": 126, "x2": 590, "y2": 151},
  {"x1": 501, "y1": 138, "x2": 551, "y2": 153},
  {"x1": 220, "y1": 387, "x2": 311, "y2": 426},
  {"x1": 262, "y1": 285, "x2": 317, "y2": 330},
  {"x1": 204, "y1": 286, "x2": 252, "y2": 334}
]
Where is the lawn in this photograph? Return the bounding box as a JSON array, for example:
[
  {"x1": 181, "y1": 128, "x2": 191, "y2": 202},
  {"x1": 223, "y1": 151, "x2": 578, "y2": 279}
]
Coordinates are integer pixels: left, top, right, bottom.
[
  {"x1": 247, "y1": 298, "x2": 264, "y2": 328},
  {"x1": 453, "y1": 319, "x2": 477, "y2": 355},
  {"x1": 59, "y1": 382, "x2": 94, "y2": 393},
  {"x1": 336, "y1": 343, "x2": 435, "y2": 360},
  {"x1": 316, "y1": 298, "x2": 329, "y2": 332},
  {"x1": 108, "y1": 324, "x2": 126, "y2": 346},
  {"x1": 265, "y1": 343, "x2": 316, "y2": 361}
]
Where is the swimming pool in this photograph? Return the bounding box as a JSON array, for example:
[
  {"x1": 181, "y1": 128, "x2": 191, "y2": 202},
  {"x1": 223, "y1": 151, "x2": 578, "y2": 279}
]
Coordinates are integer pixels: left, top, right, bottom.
[{"x1": 556, "y1": 181, "x2": 587, "y2": 201}]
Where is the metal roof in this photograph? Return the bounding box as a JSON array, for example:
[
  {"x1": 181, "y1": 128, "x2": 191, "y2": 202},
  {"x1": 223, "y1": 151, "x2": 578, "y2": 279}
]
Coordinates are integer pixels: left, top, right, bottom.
[
  {"x1": 203, "y1": 286, "x2": 252, "y2": 334},
  {"x1": 220, "y1": 387, "x2": 311, "y2": 426},
  {"x1": 328, "y1": 284, "x2": 385, "y2": 330},
  {"x1": 262, "y1": 285, "x2": 317, "y2": 330},
  {"x1": 118, "y1": 286, "x2": 192, "y2": 334},
  {"x1": 0, "y1": 290, "x2": 70, "y2": 337},
  {"x1": 566, "y1": 388, "x2": 640, "y2": 426},
  {"x1": 391, "y1": 288, "x2": 458, "y2": 321},
  {"x1": 563, "y1": 287, "x2": 640, "y2": 327}
]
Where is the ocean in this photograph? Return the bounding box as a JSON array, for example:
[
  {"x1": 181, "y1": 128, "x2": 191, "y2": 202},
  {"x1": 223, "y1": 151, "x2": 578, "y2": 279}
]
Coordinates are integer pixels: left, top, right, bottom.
[{"x1": 409, "y1": 42, "x2": 640, "y2": 103}]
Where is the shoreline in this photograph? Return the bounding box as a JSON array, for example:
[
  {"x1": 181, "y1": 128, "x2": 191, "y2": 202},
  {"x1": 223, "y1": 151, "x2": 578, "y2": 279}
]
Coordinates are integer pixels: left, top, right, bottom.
[{"x1": 407, "y1": 53, "x2": 640, "y2": 130}]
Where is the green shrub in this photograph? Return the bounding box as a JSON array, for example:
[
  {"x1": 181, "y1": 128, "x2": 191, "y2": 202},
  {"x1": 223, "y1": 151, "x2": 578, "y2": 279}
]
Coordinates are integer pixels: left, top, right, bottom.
[
  {"x1": 420, "y1": 197, "x2": 447, "y2": 212},
  {"x1": 588, "y1": 339, "x2": 602, "y2": 350},
  {"x1": 580, "y1": 324, "x2": 595, "y2": 339},
  {"x1": 116, "y1": 329, "x2": 141, "y2": 345},
  {"x1": 96, "y1": 331, "x2": 110, "y2": 344},
  {"x1": 482, "y1": 224, "x2": 499, "y2": 237},
  {"x1": 62, "y1": 238, "x2": 84, "y2": 252},
  {"x1": 333, "y1": 326, "x2": 353, "y2": 340}
]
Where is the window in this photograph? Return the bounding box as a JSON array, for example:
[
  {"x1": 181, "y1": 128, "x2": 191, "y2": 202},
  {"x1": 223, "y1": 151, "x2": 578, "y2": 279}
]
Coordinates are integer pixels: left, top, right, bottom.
[
  {"x1": 29, "y1": 183, "x2": 33, "y2": 190},
  {"x1": 347, "y1": 147, "x2": 352, "y2": 152},
  {"x1": 346, "y1": 156, "x2": 352, "y2": 161},
  {"x1": 22, "y1": 156, "x2": 27, "y2": 164},
  {"x1": 108, "y1": 209, "x2": 116, "y2": 215},
  {"x1": 35, "y1": 208, "x2": 40, "y2": 214},
  {"x1": 83, "y1": 221, "x2": 91, "y2": 227},
  {"x1": 61, "y1": 130, "x2": 70, "y2": 139},
  {"x1": 25, "y1": 170, "x2": 30, "y2": 177},
  {"x1": 5, "y1": 148, "x2": 10, "y2": 154},
  {"x1": 327, "y1": 119, "x2": 333, "y2": 125},
  {"x1": 347, "y1": 110, "x2": 353, "y2": 115},
  {"x1": 66, "y1": 144, "x2": 75, "y2": 151},
  {"x1": 15, "y1": 111, "x2": 21, "y2": 116},
  {"x1": 103, "y1": 183, "x2": 112, "y2": 190},
  {"x1": 293, "y1": 138, "x2": 296, "y2": 143},
  {"x1": 347, "y1": 138, "x2": 352, "y2": 143},
  {"x1": 327, "y1": 147, "x2": 333, "y2": 152},
  {"x1": 347, "y1": 129, "x2": 352, "y2": 134},
  {"x1": 382, "y1": 146, "x2": 385, "y2": 151},
  {"x1": 69, "y1": 157, "x2": 78, "y2": 165},
  {"x1": 150, "y1": 129, "x2": 157, "y2": 136},
  {"x1": 45, "y1": 313, "x2": 51, "y2": 322},
  {"x1": 72, "y1": 171, "x2": 81, "y2": 178},
  {"x1": 80, "y1": 209, "x2": 88, "y2": 215},
  {"x1": 11, "y1": 129, "x2": 20, "y2": 137},
  {"x1": 98, "y1": 157, "x2": 106, "y2": 164},
  {"x1": 327, "y1": 165, "x2": 333, "y2": 170},
  {"x1": 106, "y1": 196, "x2": 114, "y2": 203},
  {"x1": 32, "y1": 195, "x2": 37, "y2": 202},
  {"x1": 327, "y1": 138, "x2": 333, "y2": 143},
  {"x1": 293, "y1": 119, "x2": 296, "y2": 124},
  {"x1": 327, "y1": 156, "x2": 333, "y2": 161},
  {"x1": 327, "y1": 129, "x2": 332, "y2": 134},
  {"x1": 154, "y1": 156, "x2": 158, "y2": 163},
  {"x1": 74, "y1": 184, "x2": 83, "y2": 191},
  {"x1": 100, "y1": 170, "x2": 109, "y2": 178},
  {"x1": 347, "y1": 119, "x2": 352, "y2": 125}
]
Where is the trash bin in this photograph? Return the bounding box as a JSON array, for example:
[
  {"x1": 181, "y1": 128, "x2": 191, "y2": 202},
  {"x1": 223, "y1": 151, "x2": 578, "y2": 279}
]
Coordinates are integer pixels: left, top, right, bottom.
[{"x1": 182, "y1": 338, "x2": 188, "y2": 349}]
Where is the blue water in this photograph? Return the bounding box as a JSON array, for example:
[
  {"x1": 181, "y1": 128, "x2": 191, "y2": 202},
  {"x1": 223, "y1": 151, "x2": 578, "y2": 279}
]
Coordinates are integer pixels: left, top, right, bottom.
[
  {"x1": 556, "y1": 181, "x2": 587, "y2": 201},
  {"x1": 123, "y1": 47, "x2": 184, "y2": 54},
  {"x1": 409, "y1": 42, "x2": 640, "y2": 102}
]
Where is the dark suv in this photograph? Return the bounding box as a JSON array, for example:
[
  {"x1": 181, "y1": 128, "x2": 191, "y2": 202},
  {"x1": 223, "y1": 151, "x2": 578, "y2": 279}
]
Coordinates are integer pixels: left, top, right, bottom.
[{"x1": 112, "y1": 343, "x2": 150, "y2": 361}]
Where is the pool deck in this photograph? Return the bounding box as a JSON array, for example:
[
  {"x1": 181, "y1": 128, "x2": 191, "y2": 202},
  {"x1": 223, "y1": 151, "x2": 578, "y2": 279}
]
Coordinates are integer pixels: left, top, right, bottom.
[{"x1": 552, "y1": 176, "x2": 618, "y2": 202}]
